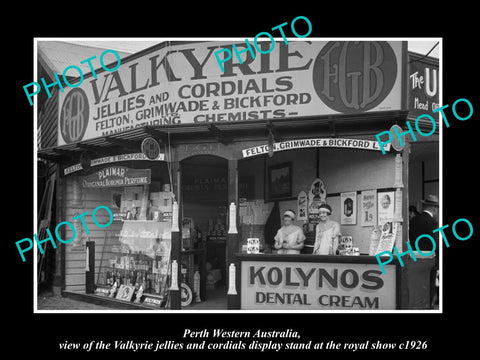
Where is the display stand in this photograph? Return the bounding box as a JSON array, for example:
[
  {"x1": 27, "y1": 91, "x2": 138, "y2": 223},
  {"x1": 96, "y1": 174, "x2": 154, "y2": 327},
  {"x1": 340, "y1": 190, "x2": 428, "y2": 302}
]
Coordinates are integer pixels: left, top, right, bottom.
[{"x1": 95, "y1": 220, "x2": 172, "y2": 308}]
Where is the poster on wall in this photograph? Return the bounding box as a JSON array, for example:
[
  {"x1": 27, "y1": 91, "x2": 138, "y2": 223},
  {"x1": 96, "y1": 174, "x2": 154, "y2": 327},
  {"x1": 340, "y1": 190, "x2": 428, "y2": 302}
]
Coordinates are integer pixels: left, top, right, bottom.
[
  {"x1": 308, "y1": 178, "x2": 327, "y2": 223},
  {"x1": 361, "y1": 190, "x2": 377, "y2": 227},
  {"x1": 377, "y1": 191, "x2": 395, "y2": 225},
  {"x1": 368, "y1": 225, "x2": 382, "y2": 255},
  {"x1": 375, "y1": 222, "x2": 398, "y2": 255},
  {"x1": 340, "y1": 191, "x2": 357, "y2": 225},
  {"x1": 297, "y1": 191, "x2": 308, "y2": 221}
]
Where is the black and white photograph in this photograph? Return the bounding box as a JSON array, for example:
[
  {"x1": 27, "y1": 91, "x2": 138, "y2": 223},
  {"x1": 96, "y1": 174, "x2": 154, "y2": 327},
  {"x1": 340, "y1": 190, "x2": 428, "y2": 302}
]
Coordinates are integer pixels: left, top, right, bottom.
[
  {"x1": 32, "y1": 38, "x2": 441, "y2": 312},
  {"x1": 7, "y1": 8, "x2": 479, "y2": 357}
]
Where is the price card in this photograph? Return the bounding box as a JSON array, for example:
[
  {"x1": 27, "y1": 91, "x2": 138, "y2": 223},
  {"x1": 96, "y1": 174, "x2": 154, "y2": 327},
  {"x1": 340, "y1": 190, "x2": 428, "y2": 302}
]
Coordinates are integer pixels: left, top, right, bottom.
[{"x1": 247, "y1": 238, "x2": 260, "y2": 254}]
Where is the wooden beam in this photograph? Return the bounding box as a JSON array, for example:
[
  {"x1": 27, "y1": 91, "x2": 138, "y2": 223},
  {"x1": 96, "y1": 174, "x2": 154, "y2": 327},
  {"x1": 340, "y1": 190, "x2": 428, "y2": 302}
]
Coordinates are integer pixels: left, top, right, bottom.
[
  {"x1": 144, "y1": 127, "x2": 167, "y2": 143},
  {"x1": 328, "y1": 118, "x2": 336, "y2": 137},
  {"x1": 207, "y1": 124, "x2": 229, "y2": 144},
  {"x1": 52, "y1": 148, "x2": 77, "y2": 162},
  {"x1": 37, "y1": 153, "x2": 68, "y2": 163},
  {"x1": 104, "y1": 136, "x2": 140, "y2": 151},
  {"x1": 76, "y1": 143, "x2": 103, "y2": 153},
  {"x1": 52, "y1": 148, "x2": 75, "y2": 155}
]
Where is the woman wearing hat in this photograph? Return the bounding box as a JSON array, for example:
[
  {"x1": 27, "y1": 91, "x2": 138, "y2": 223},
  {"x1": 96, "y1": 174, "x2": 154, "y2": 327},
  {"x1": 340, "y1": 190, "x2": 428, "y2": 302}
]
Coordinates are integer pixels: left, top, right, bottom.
[
  {"x1": 313, "y1": 204, "x2": 341, "y2": 255},
  {"x1": 274, "y1": 210, "x2": 306, "y2": 254}
]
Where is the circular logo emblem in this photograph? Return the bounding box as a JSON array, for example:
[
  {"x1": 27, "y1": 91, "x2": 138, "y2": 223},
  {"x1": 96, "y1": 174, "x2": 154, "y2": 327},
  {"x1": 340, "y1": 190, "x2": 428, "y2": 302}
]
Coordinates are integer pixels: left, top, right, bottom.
[
  {"x1": 141, "y1": 137, "x2": 161, "y2": 160},
  {"x1": 313, "y1": 41, "x2": 397, "y2": 113},
  {"x1": 390, "y1": 125, "x2": 405, "y2": 151},
  {"x1": 80, "y1": 151, "x2": 91, "y2": 171},
  {"x1": 180, "y1": 283, "x2": 193, "y2": 307},
  {"x1": 60, "y1": 88, "x2": 89, "y2": 144}
]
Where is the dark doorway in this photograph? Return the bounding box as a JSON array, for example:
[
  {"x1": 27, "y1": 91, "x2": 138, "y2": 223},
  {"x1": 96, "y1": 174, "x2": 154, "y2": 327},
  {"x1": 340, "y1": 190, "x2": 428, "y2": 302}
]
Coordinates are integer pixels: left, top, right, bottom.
[{"x1": 180, "y1": 155, "x2": 228, "y2": 308}]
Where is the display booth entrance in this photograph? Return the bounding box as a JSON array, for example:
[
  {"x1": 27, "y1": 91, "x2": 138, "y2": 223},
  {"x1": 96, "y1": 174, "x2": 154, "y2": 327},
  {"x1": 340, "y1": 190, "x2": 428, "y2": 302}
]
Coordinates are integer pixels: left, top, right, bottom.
[{"x1": 180, "y1": 155, "x2": 229, "y2": 308}]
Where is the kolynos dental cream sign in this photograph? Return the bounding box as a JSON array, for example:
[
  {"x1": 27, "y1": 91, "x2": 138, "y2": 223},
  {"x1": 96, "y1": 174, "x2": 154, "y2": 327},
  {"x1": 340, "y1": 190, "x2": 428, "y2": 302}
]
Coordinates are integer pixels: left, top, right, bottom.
[
  {"x1": 240, "y1": 261, "x2": 396, "y2": 310},
  {"x1": 58, "y1": 41, "x2": 406, "y2": 145}
]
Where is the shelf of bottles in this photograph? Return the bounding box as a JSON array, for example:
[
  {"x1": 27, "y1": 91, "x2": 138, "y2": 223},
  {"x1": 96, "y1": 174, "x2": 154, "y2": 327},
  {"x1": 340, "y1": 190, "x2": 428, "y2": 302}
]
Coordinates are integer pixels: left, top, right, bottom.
[{"x1": 95, "y1": 220, "x2": 172, "y2": 307}]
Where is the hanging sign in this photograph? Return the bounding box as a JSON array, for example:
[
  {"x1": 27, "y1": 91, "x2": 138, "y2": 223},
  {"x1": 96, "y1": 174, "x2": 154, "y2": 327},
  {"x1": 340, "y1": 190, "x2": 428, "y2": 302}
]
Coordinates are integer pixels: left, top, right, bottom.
[
  {"x1": 64, "y1": 152, "x2": 164, "y2": 175},
  {"x1": 308, "y1": 178, "x2": 326, "y2": 223},
  {"x1": 242, "y1": 138, "x2": 391, "y2": 158},
  {"x1": 82, "y1": 166, "x2": 151, "y2": 188},
  {"x1": 408, "y1": 55, "x2": 439, "y2": 120},
  {"x1": 297, "y1": 191, "x2": 308, "y2": 221},
  {"x1": 390, "y1": 125, "x2": 405, "y2": 152},
  {"x1": 141, "y1": 137, "x2": 161, "y2": 160},
  {"x1": 79, "y1": 151, "x2": 91, "y2": 171}
]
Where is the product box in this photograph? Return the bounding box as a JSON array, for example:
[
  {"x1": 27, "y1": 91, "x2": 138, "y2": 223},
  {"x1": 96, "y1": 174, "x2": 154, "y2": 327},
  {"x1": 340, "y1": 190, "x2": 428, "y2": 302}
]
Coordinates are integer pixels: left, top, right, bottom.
[
  {"x1": 122, "y1": 193, "x2": 134, "y2": 201},
  {"x1": 132, "y1": 200, "x2": 142, "y2": 208},
  {"x1": 150, "y1": 199, "x2": 161, "y2": 207},
  {"x1": 158, "y1": 200, "x2": 173, "y2": 213},
  {"x1": 160, "y1": 212, "x2": 172, "y2": 222},
  {"x1": 150, "y1": 192, "x2": 161, "y2": 200},
  {"x1": 162, "y1": 184, "x2": 171, "y2": 192},
  {"x1": 121, "y1": 200, "x2": 133, "y2": 210},
  {"x1": 124, "y1": 186, "x2": 143, "y2": 194}
]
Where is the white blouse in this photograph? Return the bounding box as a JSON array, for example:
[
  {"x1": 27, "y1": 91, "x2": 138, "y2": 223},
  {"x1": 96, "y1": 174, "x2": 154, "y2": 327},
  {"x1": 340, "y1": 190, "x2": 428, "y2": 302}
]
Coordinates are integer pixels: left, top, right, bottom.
[{"x1": 274, "y1": 225, "x2": 306, "y2": 254}]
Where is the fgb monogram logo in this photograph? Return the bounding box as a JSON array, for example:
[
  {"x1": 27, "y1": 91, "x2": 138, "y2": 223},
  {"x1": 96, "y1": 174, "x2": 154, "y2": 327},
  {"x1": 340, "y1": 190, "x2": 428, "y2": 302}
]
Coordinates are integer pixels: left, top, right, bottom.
[
  {"x1": 313, "y1": 41, "x2": 397, "y2": 113},
  {"x1": 60, "y1": 88, "x2": 89, "y2": 144}
]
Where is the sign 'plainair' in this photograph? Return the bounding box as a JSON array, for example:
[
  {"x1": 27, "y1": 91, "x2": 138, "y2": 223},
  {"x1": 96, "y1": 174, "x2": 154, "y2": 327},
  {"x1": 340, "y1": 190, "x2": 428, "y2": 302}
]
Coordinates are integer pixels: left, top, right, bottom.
[{"x1": 214, "y1": 16, "x2": 313, "y2": 72}]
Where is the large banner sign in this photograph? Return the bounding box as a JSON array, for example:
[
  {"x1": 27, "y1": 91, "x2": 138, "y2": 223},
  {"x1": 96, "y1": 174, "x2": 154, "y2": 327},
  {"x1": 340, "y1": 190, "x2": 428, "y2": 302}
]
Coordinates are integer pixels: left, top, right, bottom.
[
  {"x1": 240, "y1": 260, "x2": 396, "y2": 310},
  {"x1": 58, "y1": 41, "x2": 406, "y2": 145},
  {"x1": 408, "y1": 57, "x2": 439, "y2": 120}
]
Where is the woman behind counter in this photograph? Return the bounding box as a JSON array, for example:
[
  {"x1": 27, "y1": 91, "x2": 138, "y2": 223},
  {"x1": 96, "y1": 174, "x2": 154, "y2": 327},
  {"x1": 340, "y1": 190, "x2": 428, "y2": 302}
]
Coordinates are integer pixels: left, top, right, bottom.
[
  {"x1": 313, "y1": 204, "x2": 341, "y2": 255},
  {"x1": 274, "y1": 210, "x2": 305, "y2": 254}
]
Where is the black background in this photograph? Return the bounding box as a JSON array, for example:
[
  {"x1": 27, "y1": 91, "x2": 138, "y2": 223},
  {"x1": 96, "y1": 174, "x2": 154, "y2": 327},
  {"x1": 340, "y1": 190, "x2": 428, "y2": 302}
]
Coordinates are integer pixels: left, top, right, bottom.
[{"x1": 6, "y1": 5, "x2": 478, "y2": 357}]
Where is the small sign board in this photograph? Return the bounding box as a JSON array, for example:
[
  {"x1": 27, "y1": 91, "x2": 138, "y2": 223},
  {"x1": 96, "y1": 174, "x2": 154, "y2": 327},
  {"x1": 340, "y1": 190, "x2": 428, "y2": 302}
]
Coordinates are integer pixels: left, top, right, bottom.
[
  {"x1": 247, "y1": 238, "x2": 260, "y2": 254},
  {"x1": 143, "y1": 295, "x2": 164, "y2": 308}
]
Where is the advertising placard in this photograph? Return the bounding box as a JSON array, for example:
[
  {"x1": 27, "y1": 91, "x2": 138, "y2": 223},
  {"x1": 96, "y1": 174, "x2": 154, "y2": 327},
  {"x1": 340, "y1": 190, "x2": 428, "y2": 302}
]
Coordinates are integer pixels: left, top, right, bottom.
[
  {"x1": 82, "y1": 166, "x2": 151, "y2": 188},
  {"x1": 241, "y1": 261, "x2": 396, "y2": 310},
  {"x1": 340, "y1": 191, "x2": 357, "y2": 225},
  {"x1": 58, "y1": 41, "x2": 406, "y2": 145}
]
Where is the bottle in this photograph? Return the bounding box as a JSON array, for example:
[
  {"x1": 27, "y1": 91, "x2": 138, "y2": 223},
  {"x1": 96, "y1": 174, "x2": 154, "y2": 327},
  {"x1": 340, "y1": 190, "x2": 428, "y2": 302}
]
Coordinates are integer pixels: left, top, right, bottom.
[{"x1": 155, "y1": 273, "x2": 161, "y2": 294}]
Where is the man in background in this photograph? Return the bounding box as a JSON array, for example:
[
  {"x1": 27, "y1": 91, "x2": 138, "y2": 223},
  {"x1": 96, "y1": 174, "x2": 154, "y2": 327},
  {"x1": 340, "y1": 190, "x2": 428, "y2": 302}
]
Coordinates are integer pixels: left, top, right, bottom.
[
  {"x1": 409, "y1": 195, "x2": 439, "y2": 309},
  {"x1": 409, "y1": 205, "x2": 419, "y2": 220}
]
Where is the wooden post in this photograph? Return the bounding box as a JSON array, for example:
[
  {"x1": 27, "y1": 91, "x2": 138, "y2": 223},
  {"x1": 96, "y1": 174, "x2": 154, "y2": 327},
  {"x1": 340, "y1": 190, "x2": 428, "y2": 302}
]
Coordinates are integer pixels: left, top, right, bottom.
[
  {"x1": 227, "y1": 159, "x2": 240, "y2": 310},
  {"x1": 169, "y1": 161, "x2": 182, "y2": 310},
  {"x1": 399, "y1": 142, "x2": 410, "y2": 309},
  {"x1": 85, "y1": 240, "x2": 95, "y2": 294}
]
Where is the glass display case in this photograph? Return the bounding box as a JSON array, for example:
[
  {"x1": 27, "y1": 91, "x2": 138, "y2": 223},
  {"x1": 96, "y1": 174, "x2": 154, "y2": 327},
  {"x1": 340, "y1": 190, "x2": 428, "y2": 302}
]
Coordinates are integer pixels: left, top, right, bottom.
[{"x1": 95, "y1": 220, "x2": 172, "y2": 308}]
